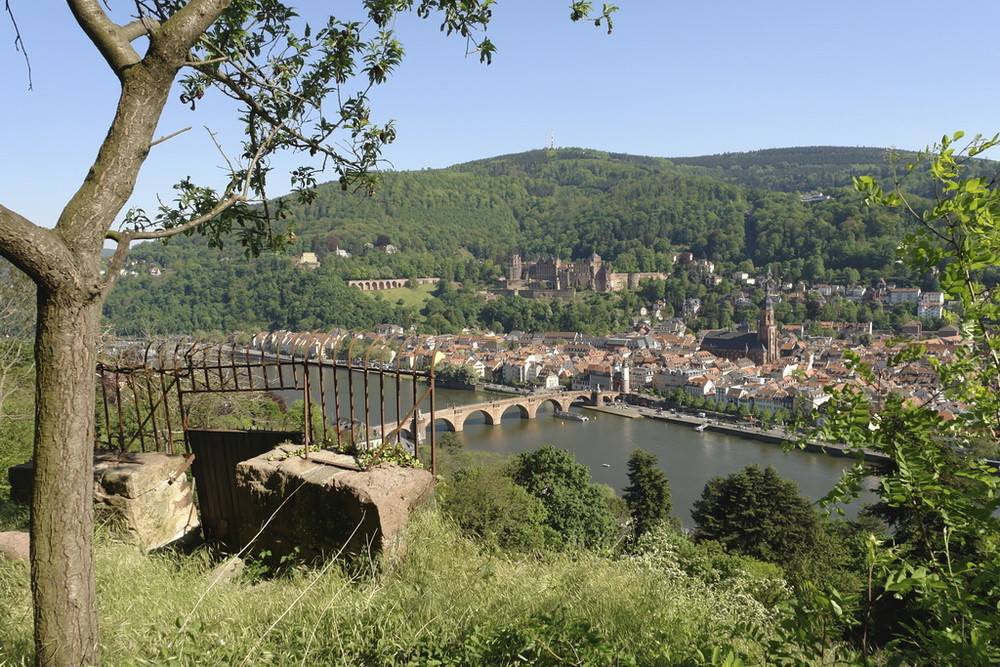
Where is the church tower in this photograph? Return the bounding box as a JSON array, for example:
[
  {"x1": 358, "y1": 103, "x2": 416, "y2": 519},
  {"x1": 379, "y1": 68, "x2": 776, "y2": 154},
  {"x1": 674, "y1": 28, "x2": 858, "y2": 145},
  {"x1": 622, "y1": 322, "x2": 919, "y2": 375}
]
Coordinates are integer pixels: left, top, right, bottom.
[{"x1": 758, "y1": 296, "x2": 778, "y2": 364}]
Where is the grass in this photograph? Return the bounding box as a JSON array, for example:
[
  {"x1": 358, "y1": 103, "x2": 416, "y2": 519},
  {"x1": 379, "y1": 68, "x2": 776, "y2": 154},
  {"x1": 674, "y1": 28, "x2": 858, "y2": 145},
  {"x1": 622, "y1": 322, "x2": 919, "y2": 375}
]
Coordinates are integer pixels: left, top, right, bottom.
[
  {"x1": 0, "y1": 512, "x2": 791, "y2": 665},
  {"x1": 367, "y1": 283, "x2": 436, "y2": 310},
  {"x1": 0, "y1": 501, "x2": 28, "y2": 533}
]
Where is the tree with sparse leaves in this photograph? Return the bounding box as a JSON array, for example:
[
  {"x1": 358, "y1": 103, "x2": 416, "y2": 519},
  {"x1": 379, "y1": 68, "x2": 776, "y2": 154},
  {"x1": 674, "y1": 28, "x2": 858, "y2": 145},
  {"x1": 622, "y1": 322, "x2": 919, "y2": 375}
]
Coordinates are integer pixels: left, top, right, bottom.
[
  {"x1": 814, "y1": 133, "x2": 1000, "y2": 661},
  {"x1": 0, "y1": 2, "x2": 616, "y2": 662}
]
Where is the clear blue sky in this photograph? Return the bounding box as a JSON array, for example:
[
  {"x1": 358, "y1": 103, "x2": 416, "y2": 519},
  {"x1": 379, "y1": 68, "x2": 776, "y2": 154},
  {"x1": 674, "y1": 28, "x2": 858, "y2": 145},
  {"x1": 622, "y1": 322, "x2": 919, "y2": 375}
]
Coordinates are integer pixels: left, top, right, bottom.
[{"x1": 3, "y1": 1, "x2": 1000, "y2": 229}]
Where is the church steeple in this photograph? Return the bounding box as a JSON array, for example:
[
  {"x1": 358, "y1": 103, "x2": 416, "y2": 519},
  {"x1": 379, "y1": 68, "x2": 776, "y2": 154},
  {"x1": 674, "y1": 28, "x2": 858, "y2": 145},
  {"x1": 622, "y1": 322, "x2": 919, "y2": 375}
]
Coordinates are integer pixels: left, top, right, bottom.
[{"x1": 758, "y1": 295, "x2": 778, "y2": 364}]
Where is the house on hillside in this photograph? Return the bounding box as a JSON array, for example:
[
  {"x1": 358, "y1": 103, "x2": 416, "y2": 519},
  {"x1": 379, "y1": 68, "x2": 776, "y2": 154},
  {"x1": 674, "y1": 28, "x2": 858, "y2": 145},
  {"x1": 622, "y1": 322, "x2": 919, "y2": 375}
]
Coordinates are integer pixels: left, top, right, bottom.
[{"x1": 294, "y1": 252, "x2": 321, "y2": 269}]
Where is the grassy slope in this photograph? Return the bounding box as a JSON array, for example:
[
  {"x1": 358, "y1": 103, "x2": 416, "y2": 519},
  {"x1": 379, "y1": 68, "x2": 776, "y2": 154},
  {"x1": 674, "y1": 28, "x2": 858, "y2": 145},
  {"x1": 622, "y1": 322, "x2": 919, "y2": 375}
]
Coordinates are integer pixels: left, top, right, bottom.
[
  {"x1": 0, "y1": 513, "x2": 797, "y2": 665},
  {"x1": 374, "y1": 282, "x2": 437, "y2": 310}
]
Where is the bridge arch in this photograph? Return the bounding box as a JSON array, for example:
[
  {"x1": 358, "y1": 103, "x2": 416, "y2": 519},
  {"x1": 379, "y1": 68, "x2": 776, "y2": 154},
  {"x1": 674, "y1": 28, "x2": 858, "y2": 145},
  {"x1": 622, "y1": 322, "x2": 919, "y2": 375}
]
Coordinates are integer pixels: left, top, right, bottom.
[
  {"x1": 526, "y1": 396, "x2": 565, "y2": 417},
  {"x1": 430, "y1": 415, "x2": 461, "y2": 433},
  {"x1": 498, "y1": 403, "x2": 530, "y2": 421},
  {"x1": 402, "y1": 390, "x2": 620, "y2": 444}
]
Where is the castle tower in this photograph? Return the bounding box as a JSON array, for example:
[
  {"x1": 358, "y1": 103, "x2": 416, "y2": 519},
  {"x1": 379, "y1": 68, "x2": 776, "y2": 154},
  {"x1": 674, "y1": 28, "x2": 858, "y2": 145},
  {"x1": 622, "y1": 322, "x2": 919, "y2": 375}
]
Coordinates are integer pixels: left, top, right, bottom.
[
  {"x1": 509, "y1": 254, "x2": 523, "y2": 282},
  {"x1": 758, "y1": 296, "x2": 778, "y2": 364}
]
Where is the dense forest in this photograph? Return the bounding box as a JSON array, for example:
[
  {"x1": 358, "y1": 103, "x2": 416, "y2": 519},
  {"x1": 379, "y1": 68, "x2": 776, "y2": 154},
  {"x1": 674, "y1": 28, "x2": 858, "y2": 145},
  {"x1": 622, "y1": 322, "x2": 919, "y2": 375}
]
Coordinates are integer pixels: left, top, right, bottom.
[{"x1": 107, "y1": 146, "x2": 969, "y2": 335}]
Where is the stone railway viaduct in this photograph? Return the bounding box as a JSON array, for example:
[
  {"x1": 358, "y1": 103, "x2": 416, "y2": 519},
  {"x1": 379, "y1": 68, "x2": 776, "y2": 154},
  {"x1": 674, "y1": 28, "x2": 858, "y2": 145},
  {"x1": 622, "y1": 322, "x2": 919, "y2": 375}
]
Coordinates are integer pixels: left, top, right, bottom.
[{"x1": 347, "y1": 277, "x2": 440, "y2": 291}]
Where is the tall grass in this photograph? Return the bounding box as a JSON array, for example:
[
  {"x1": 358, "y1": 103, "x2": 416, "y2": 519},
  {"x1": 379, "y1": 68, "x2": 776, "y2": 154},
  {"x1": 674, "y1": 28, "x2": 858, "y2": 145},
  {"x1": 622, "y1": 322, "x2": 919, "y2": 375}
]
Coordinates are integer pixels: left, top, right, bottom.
[{"x1": 0, "y1": 512, "x2": 787, "y2": 665}]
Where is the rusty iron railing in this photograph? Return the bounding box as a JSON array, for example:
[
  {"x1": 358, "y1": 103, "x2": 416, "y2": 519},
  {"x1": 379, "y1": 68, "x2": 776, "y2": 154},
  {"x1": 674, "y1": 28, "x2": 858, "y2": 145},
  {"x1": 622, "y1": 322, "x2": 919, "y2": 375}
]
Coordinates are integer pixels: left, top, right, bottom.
[{"x1": 95, "y1": 333, "x2": 437, "y2": 471}]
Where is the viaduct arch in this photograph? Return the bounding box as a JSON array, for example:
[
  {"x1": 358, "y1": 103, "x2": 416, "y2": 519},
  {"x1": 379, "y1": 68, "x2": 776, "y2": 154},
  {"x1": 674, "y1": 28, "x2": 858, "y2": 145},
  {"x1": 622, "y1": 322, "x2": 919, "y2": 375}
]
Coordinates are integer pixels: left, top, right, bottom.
[{"x1": 347, "y1": 277, "x2": 440, "y2": 292}]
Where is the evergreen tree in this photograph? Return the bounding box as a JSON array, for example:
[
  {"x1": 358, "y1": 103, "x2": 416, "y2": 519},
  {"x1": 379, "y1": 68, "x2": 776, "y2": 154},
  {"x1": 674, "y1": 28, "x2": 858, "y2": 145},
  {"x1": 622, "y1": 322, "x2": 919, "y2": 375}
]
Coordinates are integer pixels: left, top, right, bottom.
[
  {"x1": 622, "y1": 448, "x2": 674, "y2": 540},
  {"x1": 691, "y1": 464, "x2": 821, "y2": 566}
]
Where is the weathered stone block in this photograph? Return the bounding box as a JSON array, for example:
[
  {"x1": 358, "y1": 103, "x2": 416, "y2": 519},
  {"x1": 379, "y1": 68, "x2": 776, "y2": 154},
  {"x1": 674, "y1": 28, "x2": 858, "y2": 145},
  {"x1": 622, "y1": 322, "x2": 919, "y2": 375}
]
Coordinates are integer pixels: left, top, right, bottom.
[
  {"x1": 234, "y1": 448, "x2": 434, "y2": 563},
  {"x1": 0, "y1": 531, "x2": 29, "y2": 561},
  {"x1": 93, "y1": 451, "x2": 201, "y2": 552},
  {"x1": 8, "y1": 451, "x2": 201, "y2": 552}
]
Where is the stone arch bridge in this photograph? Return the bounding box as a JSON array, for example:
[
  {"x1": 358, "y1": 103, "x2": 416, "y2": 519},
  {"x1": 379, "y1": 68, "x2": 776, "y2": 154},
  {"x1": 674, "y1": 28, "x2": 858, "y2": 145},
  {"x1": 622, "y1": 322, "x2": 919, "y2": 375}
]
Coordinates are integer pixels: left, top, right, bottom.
[{"x1": 401, "y1": 390, "x2": 620, "y2": 442}]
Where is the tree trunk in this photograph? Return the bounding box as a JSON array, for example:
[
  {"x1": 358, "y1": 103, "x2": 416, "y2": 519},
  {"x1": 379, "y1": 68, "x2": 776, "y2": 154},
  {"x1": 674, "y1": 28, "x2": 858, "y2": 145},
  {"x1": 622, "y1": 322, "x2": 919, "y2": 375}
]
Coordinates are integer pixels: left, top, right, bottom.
[{"x1": 31, "y1": 287, "x2": 102, "y2": 666}]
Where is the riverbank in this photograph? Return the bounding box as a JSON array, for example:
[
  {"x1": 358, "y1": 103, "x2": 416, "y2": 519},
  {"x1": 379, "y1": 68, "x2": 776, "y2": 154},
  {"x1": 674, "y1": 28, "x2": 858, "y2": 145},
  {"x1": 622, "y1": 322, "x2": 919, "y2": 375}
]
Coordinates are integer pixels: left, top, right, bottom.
[
  {"x1": 246, "y1": 352, "x2": 887, "y2": 467},
  {"x1": 583, "y1": 404, "x2": 644, "y2": 419},
  {"x1": 582, "y1": 402, "x2": 890, "y2": 464}
]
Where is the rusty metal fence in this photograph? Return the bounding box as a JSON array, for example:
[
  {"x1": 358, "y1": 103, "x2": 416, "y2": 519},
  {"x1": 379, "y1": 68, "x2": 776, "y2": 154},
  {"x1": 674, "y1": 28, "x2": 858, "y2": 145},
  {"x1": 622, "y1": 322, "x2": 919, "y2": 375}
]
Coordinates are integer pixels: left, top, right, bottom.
[{"x1": 95, "y1": 333, "x2": 438, "y2": 471}]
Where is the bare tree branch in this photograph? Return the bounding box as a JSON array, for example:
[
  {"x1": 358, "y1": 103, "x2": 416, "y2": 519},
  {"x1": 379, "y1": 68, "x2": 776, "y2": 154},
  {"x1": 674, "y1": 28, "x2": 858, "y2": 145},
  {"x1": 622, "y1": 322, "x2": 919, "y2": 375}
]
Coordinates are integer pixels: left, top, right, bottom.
[
  {"x1": 120, "y1": 17, "x2": 158, "y2": 42},
  {"x1": 150, "y1": 125, "x2": 192, "y2": 147},
  {"x1": 4, "y1": 0, "x2": 32, "y2": 89},
  {"x1": 0, "y1": 204, "x2": 80, "y2": 290}
]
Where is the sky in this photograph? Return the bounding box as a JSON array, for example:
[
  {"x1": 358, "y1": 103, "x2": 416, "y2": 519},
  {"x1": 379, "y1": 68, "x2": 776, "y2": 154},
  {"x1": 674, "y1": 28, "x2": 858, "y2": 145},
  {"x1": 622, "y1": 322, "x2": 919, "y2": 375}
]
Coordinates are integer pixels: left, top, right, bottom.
[{"x1": 3, "y1": 1, "x2": 1000, "y2": 229}]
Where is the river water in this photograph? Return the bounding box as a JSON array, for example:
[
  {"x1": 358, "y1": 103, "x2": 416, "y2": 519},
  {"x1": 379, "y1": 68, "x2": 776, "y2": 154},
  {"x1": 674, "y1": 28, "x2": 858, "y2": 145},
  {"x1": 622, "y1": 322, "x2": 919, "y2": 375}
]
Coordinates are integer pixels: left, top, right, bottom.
[
  {"x1": 287, "y1": 366, "x2": 874, "y2": 526},
  {"x1": 434, "y1": 389, "x2": 873, "y2": 525}
]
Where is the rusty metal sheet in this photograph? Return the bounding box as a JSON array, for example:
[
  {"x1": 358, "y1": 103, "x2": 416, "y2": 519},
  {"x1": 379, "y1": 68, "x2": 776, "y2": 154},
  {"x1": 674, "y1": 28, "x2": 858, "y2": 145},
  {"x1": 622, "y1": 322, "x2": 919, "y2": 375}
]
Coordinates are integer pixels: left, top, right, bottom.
[{"x1": 187, "y1": 429, "x2": 301, "y2": 548}]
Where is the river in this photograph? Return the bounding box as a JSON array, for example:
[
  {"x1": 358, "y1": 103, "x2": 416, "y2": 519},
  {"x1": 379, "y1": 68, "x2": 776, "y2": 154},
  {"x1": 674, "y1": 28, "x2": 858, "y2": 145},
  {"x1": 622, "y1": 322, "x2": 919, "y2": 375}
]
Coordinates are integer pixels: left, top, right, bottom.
[
  {"x1": 433, "y1": 387, "x2": 874, "y2": 525},
  {"x1": 285, "y1": 366, "x2": 875, "y2": 526}
]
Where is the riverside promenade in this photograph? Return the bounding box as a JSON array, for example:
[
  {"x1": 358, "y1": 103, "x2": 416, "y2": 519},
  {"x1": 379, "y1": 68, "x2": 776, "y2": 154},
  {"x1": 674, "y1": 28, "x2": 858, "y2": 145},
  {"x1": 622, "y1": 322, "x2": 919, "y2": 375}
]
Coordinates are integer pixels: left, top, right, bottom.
[{"x1": 583, "y1": 402, "x2": 891, "y2": 464}]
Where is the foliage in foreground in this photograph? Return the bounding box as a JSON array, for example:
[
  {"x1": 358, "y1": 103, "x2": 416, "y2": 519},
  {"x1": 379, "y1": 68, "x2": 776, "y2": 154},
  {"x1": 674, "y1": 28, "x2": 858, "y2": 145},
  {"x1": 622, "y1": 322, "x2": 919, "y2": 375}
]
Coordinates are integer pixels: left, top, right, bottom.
[
  {"x1": 806, "y1": 133, "x2": 1000, "y2": 664},
  {"x1": 0, "y1": 513, "x2": 806, "y2": 666}
]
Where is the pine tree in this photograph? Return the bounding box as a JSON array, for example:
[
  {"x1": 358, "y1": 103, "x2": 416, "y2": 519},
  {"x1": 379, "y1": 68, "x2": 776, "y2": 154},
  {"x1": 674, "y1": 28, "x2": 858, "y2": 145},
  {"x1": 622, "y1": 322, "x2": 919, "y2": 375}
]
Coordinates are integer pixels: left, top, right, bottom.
[
  {"x1": 691, "y1": 464, "x2": 820, "y2": 564},
  {"x1": 623, "y1": 448, "x2": 674, "y2": 539}
]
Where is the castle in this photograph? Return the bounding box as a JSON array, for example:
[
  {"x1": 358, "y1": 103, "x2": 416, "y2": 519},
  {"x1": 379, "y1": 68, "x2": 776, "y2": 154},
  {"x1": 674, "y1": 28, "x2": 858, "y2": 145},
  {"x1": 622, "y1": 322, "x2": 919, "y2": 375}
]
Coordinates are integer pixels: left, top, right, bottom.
[{"x1": 506, "y1": 253, "x2": 669, "y2": 293}]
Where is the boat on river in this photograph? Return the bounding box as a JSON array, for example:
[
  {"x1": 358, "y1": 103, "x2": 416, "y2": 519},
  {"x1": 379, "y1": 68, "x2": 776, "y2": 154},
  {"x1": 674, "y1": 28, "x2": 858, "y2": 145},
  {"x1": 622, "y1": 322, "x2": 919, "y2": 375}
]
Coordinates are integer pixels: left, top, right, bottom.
[
  {"x1": 554, "y1": 410, "x2": 589, "y2": 422},
  {"x1": 694, "y1": 422, "x2": 708, "y2": 432}
]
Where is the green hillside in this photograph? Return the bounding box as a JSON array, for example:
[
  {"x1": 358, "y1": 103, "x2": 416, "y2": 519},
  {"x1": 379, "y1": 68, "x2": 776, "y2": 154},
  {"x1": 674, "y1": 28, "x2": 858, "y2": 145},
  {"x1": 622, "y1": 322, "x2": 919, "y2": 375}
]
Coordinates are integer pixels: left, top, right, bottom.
[
  {"x1": 108, "y1": 146, "x2": 958, "y2": 335},
  {"x1": 668, "y1": 145, "x2": 899, "y2": 193}
]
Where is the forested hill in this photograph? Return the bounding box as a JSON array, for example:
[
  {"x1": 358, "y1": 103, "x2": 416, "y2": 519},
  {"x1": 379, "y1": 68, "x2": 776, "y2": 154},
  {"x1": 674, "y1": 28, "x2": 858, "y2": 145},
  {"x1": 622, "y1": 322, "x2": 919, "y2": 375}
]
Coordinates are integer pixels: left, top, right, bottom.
[
  {"x1": 274, "y1": 148, "x2": 751, "y2": 266},
  {"x1": 244, "y1": 145, "x2": 925, "y2": 268},
  {"x1": 108, "y1": 146, "x2": 980, "y2": 335},
  {"x1": 667, "y1": 146, "x2": 903, "y2": 193}
]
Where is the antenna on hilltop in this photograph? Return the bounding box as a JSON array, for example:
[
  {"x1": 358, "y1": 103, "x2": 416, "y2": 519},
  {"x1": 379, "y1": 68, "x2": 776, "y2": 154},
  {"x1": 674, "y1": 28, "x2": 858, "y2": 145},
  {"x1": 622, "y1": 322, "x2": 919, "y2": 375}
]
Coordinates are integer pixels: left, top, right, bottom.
[{"x1": 546, "y1": 130, "x2": 555, "y2": 150}]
